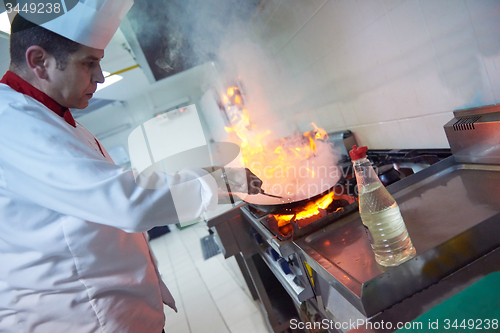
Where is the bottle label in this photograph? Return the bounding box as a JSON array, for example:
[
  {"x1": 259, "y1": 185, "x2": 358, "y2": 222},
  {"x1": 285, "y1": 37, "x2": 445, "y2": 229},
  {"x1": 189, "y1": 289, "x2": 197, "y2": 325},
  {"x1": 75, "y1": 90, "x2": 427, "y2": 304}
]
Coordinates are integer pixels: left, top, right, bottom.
[{"x1": 363, "y1": 225, "x2": 374, "y2": 244}]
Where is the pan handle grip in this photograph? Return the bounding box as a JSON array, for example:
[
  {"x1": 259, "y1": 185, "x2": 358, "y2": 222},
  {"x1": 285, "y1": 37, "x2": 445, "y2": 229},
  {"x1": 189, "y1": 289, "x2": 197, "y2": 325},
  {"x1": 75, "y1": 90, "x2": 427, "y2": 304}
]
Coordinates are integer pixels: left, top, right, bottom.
[{"x1": 220, "y1": 167, "x2": 235, "y2": 204}]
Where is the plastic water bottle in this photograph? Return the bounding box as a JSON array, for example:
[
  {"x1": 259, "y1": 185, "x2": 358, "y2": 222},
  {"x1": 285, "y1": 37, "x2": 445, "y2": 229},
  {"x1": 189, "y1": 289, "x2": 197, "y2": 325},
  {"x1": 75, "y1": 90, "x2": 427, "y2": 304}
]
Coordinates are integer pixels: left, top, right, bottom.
[{"x1": 350, "y1": 145, "x2": 416, "y2": 267}]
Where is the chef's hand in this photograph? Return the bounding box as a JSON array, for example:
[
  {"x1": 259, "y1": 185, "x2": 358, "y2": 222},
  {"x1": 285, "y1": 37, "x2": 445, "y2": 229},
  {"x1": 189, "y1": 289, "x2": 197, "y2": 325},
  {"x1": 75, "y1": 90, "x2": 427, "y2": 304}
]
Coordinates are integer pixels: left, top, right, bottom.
[
  {"x1": 223, "y1": 167, "x2": 263, "y2": 195},
  {"x1": 202, "y1": 167, "x2": 263, "y2": 204},
  {"x1": 246, "y1": 168, "x2": 263, "y2": 195}
]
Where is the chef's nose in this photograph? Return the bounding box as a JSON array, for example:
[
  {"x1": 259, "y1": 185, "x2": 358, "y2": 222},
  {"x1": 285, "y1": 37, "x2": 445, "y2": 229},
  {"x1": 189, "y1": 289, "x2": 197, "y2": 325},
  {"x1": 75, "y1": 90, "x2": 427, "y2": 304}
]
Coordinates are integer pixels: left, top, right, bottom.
[{"x1": 92, "y1": 64, "x2": 105, "y2": 84}]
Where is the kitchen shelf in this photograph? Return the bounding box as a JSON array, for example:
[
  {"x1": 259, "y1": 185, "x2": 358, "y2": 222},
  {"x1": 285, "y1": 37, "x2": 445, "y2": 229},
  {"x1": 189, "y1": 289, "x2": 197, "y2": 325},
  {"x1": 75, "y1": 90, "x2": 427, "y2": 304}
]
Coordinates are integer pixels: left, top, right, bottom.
[{"x1": 257, "y1": 245, "x2": 312, "y2": 306}]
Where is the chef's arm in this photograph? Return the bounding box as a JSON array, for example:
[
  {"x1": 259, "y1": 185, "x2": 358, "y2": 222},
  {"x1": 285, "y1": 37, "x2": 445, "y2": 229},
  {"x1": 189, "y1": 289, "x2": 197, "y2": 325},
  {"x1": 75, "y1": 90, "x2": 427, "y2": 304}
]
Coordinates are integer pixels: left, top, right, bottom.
[{"x1": 0, "y1": 114, "x2": 217, "y2": 233}]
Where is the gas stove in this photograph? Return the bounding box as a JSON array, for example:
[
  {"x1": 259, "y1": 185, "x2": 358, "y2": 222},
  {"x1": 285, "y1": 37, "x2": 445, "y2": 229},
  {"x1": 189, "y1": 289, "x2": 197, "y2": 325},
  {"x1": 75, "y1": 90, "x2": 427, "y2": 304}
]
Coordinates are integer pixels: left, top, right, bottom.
[
  {"x1": 337, "y1": 148, "x2": 452, "y2": 192},
  {"x1": 208, "y1": 111, "x2": 500, "y2": 333},
  {"x1": 209, "y1": 145, "x2": 500, "y2": 333},
  {"x1": 243, "y1": 149, "x2": 452, "y2": 243}
]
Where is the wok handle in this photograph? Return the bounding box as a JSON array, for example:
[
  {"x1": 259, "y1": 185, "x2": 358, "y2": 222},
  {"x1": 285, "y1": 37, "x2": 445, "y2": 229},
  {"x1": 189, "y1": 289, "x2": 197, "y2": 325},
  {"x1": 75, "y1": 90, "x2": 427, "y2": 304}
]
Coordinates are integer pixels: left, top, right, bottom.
[
  {"x1": 258, "y1": 190, "x2": 282, "y2": 199},
  {"x1": 223, "y1": 176, "x2": 282, "y2": 198},
  {"x1": 220, "y1": 167, "x2": 235, "y2": 204}
]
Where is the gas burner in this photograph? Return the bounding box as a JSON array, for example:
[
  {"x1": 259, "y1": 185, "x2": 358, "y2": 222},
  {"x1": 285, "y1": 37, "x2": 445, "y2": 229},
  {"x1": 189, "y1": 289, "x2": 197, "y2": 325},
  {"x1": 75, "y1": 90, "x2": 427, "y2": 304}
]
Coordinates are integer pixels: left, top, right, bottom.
[
  {"x1": 336, "y1": 149, "x2": 452, "y2": 193},
  {"x1": 377, "y1": 164, "x2": 405, "y2": 186},
  {"x1": 243, "y1": 148, "x2": 452, "y2": 242},
  {"x1": 247, "y1": 205, "x2": 268, "y2": 219},
  {"x1": 257, "y1": 194, "x2": 358, "y2": 241},
  {"x1": 367, "y1": 149, "x2": 452, "y2": 168}
]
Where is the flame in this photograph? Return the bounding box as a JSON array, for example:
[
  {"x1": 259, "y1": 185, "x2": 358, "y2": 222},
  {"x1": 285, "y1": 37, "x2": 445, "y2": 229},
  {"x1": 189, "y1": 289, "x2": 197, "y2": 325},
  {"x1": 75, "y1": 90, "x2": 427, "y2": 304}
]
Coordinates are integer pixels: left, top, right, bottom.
[
  {"x1": 275, "y1": 214, "x2": 294, "y2": 227},
  {"x1": 271, "y1": 191, "x2": 337, "y2": 228},
  {"x1": 234, "y1": 94, "x2": 242, "y2": 105},
  {"x1": 221, "y1": 85, "x2": 332, "y2": 198},
  {"x1": 295, "y1": 191, "x2": 335, "y2": 220}
]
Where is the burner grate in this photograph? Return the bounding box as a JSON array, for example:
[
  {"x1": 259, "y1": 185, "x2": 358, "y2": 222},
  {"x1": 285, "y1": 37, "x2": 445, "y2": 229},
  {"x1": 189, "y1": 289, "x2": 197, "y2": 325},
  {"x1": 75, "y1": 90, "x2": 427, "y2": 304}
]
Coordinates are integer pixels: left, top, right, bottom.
[
  {"x1": 260, "y1": 195, "x2": 358, "y2": 241},
  {"x1": 246, "y1": 149, "x2": 451, "y2": 242}
]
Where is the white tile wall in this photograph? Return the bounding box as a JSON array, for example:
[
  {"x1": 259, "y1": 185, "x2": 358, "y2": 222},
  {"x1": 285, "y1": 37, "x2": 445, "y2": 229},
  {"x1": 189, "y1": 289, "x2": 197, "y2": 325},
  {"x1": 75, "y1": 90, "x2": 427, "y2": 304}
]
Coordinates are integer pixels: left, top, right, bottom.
[{"x1": 249, "y1": 0, "x2": 500, "y2": 149}]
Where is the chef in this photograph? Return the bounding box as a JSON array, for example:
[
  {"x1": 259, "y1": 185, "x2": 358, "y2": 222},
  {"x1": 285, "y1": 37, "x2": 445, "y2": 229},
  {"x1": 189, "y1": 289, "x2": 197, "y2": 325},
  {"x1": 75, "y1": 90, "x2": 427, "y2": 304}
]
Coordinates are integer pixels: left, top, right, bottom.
[{"x1": 0, "y1": 1, "x2": 260, "y2": 332}]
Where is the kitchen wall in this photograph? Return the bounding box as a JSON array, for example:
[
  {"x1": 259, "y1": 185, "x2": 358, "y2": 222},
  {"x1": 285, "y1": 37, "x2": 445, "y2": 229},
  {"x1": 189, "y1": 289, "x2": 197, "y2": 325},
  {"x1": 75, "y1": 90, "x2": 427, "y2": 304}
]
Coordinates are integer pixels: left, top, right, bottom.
[
  {"x1": 77, "y1": 63, "x2": 220, "y2": 167},
  {"x1": 248, "y1": 0, "x2": 500, "y2": 149},
  {"x1": 76, "y1": 101, "x2": 135, "y2": 165}
]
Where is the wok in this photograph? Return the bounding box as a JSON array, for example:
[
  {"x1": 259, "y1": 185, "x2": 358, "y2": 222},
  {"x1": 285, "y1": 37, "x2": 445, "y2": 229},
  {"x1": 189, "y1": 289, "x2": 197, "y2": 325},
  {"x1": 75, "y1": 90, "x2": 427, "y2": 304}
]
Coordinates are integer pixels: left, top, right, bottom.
[
  {"x1": 234, "y1": 162, "x2": 343, "y2": 214},
  {"x1": 236, "y1": 184, "x2": 339, "y2": 215}
]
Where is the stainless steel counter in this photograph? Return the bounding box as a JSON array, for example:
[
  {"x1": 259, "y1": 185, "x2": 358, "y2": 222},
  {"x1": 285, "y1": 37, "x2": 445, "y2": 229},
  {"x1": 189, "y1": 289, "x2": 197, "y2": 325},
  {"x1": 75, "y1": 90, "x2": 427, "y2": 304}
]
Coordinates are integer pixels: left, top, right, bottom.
[
  {"x1": 295, "y1": 156, "x2": 500, "y2": 319},
  {"x1": 208, "y1": 155, "x2": 500, "y2": 332}
]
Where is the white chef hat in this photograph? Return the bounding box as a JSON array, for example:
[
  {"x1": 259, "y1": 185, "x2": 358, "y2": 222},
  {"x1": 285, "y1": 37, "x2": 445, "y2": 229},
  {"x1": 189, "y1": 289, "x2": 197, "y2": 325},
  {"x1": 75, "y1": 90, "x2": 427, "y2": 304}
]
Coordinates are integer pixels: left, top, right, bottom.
[{"x1": 21, "y1": 0, "x2": 134, "y2": 50}]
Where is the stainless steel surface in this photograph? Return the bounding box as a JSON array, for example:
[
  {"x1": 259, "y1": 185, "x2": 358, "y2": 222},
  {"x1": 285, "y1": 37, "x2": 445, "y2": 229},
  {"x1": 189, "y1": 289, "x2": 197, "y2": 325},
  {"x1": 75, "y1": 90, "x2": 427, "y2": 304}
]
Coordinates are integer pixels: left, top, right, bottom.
[
  {"x1": 241, "y1": 253, "x2": 282, "y2": 331},
  {"x1": 295, "y1": 156, "x2": 500, "y2": 317},
  {"x1": 349, "y1": 247, "x2": 500, "y2": 332},
  {"x1": 240, "y1": 205, "x2": 298, "y2": 258},
  {"x1": 444, "y1": 104, "x2": 500, "y2": 164},
  {"x1": 327, "y1": 130, "x2": 358, "y2": 160},
  {"x1": 207, "y1": 204, "x2": 245, "y2": 258},
  {"x1": 208, "y1": 203, "x2": 314, "y2": 332},
  {"x1": 452, "y1": 103, "x2": 500, "y2": 117},
  {"x1": 234, "y1": 253, "x2": 259, "y2": 301},
  {"x1": 258, "y1": 249, "x2": 309, "y2": 304},
  {"x1": 209, "y1": 146, "x2": 499, "y2": 332}
]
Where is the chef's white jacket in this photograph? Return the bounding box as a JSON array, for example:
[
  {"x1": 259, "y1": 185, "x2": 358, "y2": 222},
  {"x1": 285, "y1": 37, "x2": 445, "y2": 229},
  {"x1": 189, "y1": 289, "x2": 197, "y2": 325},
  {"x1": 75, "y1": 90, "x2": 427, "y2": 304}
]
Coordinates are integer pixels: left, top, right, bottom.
[{"x1": 0, "y1": 83, "x2": 218, "y2": 332}]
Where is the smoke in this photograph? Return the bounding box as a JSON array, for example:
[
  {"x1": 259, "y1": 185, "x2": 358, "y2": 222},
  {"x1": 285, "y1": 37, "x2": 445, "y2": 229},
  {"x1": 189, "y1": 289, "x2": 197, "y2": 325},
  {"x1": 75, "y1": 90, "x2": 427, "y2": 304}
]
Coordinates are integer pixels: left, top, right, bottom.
[
  {"x1": 127, "y1": 0, "x2": 341, "y2": 198},
  {"x1": 247, "y1": 132, "x2": 341, "y2": 200},
  {"x1": 127, "y1": 0, "x2": 294, "y2": 135}
]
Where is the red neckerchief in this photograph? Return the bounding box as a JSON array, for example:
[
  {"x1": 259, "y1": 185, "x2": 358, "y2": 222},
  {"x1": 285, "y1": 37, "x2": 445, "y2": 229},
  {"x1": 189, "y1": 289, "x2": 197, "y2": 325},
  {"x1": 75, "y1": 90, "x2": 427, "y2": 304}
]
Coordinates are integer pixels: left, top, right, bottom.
[
  {"x1": 0, "y1": 71, "x2": 107, "y2": 158},
  {"x1": 0, "y1": 71, "x2": 76, "y2": 127}
]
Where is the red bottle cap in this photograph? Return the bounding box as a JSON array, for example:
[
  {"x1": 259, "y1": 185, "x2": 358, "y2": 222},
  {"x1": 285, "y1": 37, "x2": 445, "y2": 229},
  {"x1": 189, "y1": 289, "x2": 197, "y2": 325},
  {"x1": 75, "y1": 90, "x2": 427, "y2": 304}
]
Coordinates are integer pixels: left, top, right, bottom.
[{"x1": 349, "y1": 145, "x2": 368, "y2": 161}]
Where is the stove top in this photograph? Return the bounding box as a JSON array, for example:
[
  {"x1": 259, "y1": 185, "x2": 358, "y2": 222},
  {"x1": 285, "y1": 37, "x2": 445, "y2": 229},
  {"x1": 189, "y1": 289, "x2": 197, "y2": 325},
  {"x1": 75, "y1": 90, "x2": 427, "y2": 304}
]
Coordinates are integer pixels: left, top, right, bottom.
[{"x1": 244, "y1": 148, "x2": 452, "y2": 241}]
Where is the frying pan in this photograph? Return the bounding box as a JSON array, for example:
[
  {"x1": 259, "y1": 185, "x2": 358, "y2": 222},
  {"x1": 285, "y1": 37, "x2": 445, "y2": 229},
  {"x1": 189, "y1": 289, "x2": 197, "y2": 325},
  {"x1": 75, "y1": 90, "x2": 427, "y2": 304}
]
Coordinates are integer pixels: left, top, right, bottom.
[
  {"x1": 235, "y1": 184, "x2": 339, "y2": 215},
  {"x1": 232, "y1": 161, "x2": 342, "y2": 214}
]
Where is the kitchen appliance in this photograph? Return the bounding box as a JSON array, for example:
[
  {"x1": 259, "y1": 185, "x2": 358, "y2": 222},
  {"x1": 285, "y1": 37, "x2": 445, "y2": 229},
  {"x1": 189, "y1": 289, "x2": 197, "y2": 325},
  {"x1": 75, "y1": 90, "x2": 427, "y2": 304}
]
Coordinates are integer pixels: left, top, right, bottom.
[
  {"x1": 444, "y1": 104, "x2": 500, "y2": 164},
  {"x1": 208, "y1": 108, "x2": 500, "y2": 333},
  {"x1": 254, "y1": 194, "x2": 357, "y2": 241},
  {"x1": 241, "y1": 186, "x2": 352, "y2": 215},
  {"x1": 327, "y1": 130, "x2": 358, "y2": 162},
  {"x1": 209, "y1": 149, "x2": 455, "y2": 331},
  {"x1": 238, "y1": 146, "x2": 440, "y2": 243}
]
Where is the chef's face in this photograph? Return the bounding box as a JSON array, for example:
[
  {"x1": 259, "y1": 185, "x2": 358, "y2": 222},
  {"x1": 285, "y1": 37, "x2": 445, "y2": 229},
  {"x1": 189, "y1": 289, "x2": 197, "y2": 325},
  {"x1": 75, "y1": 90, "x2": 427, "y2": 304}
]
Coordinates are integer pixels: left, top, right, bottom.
[{"x1": 46, "y1": 45, "x2": 105, "y2": 109}]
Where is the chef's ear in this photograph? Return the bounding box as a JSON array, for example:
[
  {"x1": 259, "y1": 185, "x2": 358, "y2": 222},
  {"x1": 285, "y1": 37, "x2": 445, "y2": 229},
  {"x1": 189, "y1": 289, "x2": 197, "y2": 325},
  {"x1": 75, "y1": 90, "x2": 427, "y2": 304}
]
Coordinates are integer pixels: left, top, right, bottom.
[{"x1": 25, "y1": 46, "x2": 50, "y2": 80}]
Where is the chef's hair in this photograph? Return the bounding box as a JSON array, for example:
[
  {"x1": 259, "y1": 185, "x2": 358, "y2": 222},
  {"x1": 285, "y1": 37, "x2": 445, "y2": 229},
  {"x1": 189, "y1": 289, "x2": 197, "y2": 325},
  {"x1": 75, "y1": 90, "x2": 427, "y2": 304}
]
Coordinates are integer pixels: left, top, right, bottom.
[{"x1": 9, "y1": 14, "x2": 81, "y2": 71}]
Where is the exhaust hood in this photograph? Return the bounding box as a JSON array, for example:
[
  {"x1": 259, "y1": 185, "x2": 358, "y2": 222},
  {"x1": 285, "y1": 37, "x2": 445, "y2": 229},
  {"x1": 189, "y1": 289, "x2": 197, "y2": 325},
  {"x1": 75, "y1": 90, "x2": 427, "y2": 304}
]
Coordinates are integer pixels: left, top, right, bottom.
[{"x1": 120, "y1": 0, "x2": 263, "y2": 84}]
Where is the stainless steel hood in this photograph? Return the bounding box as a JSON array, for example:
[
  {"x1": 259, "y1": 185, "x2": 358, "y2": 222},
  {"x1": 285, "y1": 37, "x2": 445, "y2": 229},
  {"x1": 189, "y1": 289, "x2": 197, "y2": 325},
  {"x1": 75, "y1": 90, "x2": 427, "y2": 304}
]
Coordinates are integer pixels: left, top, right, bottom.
[{"x1": 120, "y1": 0, "x2": 263, "y2": 84}]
